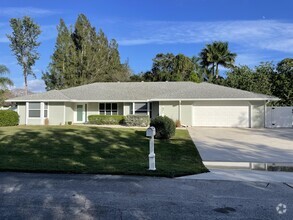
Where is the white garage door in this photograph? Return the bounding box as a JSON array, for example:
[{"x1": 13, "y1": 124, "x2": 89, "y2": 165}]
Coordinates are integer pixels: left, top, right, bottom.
[{"x1": 193, "y1": 101, "x2": 250, "y2": 127}]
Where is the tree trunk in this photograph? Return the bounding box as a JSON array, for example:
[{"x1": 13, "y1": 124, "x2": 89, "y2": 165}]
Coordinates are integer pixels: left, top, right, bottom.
[
  {"x1": 24, "y1": 69, "x2": 28, "y2": 96},
  {"x1": 212, "y1": 63, "x2": 215, "y2": 77},
  {"x1": 216, "y1": 63, "x2": 219, "y2": 79}
]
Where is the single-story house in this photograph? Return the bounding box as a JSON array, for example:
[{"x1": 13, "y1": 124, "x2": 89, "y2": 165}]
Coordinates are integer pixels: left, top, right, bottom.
[{"x1": 6, "y1": 82, "x2": 278, "y2": 128}]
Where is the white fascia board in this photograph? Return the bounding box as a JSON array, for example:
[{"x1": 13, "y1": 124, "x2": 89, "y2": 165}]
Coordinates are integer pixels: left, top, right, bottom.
[
  {"x1": 6, "y1": 97, "x2": 280, "y2": 102},
  {"x1": 6, "y1": 99, "x2": 70, "y2": 102},
  {"x1": 68, "y1": 100, "x2": 150, "y2": 103},
  {"x1": 150, "y1": 98, "x2": 280, "y2": 101}
]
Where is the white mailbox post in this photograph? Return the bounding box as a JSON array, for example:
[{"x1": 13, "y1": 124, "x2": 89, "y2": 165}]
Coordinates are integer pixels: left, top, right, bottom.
[{"x1": 146, "y1": 126, "x2": 156, "y2": 170}]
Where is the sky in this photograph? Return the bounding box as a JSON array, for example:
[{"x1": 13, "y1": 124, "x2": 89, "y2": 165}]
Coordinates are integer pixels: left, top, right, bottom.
[{"x1": 0, "y1": 0, "x2": 293, "y2": 92}]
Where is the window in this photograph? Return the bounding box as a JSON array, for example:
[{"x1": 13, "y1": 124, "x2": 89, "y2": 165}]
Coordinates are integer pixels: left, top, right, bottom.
[
  {"x1": 28, "y1": 102, "x2": 48, "y2": 118},
  {"x1": 135, "y1": 103, "x2": 148, "y2": 115},
  {"x1": 29, "y1": 102, "x2": 40, "y2": 117},
  {"x1": 99, "y1": 103, "x2": 118, "y2": 115},
  {"x1": 99, "y1": 103, "x2": 105, "y2": 114}
]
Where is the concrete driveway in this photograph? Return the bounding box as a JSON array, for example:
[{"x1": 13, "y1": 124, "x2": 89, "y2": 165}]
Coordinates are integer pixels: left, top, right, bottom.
[{"x1": 188, "y1": 128, "x2": 293, "y2": 163}]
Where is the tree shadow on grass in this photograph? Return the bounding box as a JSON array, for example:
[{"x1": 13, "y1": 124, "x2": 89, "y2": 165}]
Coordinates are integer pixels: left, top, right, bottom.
[{"x1": 0, "y1": 126, "x2": 207, "y2": 177}]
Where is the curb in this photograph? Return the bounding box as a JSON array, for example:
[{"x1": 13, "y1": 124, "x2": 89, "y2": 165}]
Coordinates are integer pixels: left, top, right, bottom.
[{"x1": 203, "y1": 161, "x2": 293, "y2": 171}]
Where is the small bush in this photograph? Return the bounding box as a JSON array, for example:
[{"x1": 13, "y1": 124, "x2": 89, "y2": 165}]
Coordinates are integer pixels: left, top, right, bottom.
[
  {"x1": 0, "y1": 110, "x2": 19, "y2": 127},
  {"x1": 124, "y1": 115, "x2": 150, "y2": 127},
  {"x1": 150, "y1": 116, "x2": 176, "y2": 139},
  {"x1": 88, "y1": 115, "x2": 125, "y2": 125}
]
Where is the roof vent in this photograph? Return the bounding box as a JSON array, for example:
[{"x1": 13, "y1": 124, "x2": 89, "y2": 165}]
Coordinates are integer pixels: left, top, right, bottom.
[
  {"x1": 117, "y1": 81, "x2": 120, "y2": 83},
  {"x1": 141, "y1": 81, "x2": 144, "y2": 82},
  {"x1": 165, "y1": 81, "x2": 168, "y2": 82}
]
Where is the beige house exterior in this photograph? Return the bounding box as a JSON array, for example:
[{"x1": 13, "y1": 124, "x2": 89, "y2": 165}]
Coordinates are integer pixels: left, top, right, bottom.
[{"x1": 7, "y1": 82, "x2": 278, "y2": 128}]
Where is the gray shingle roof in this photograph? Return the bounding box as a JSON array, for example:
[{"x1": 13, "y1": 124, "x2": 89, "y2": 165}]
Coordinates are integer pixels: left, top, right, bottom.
[{"x1": 6, "y1": 82, "x2": 278, "y2": 102}]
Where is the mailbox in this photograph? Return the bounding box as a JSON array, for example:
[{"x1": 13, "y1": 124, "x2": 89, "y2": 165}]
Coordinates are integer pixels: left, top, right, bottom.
[
  {"x1": 146, "y1": 126, "x2": 156, "y2": 137},
  {"x1": 146, "y1": 126, "x2": 156, "y2": 170}
]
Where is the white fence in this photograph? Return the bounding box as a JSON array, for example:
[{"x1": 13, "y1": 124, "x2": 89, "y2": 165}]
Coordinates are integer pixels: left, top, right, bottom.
[{"x1": 265, "y1": 106, "x2": 293, "y2": 128}]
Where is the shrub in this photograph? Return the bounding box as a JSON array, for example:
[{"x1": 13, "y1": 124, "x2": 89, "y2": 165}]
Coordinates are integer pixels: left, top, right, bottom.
[
  {"x1": 88, "y1": 115, "x2": 125, "y2": 125},
  {"x1": 0, "y1": 110, "x2": 19, "y2": 127},
  {"x1": 150, "y1": 116, "x2": 176, "y2": 139},
  {"x1": 124, "y1": 115, "x2": 150, "y2": 127}
]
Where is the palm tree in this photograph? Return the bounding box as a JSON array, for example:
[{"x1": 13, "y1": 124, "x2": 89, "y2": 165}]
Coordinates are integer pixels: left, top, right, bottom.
[
  {"x1": 0, "y1": 65, "x2": 13, "y2": 89},
  {"x1": 200, "y1": 41, "x2": 237, "y2": 79}
]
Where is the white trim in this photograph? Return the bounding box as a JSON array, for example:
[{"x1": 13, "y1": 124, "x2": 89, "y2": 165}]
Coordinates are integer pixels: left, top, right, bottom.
[
  {"x1": 7, "y1": 97, "x2": 280, "y2": 103},
  {"x1": 47, "y1": 102, "x2": 50, "y2": 119},
  {"x1": 151, "y1": 98, "x2": 279, "y2": 101},
  {"x1": 147, "y1": 102, "x2": 150, "y2": 116},
  {"x1": 63, "y1": 103, "x2": 66, "y2": 125},
  {"x1": 249, "y1": 102, "x2": 252, "y2": 128},
  {"x1": 178, "y1": 100, "x2": 181, "y2": 122},
  {"x1": 25, "y1": 102, "x2": 28, "y2": 125},
  {"x1": 132, "y1": 102, "x2": 135, "y2": 115},
  {"x1": 264, "y1": 100, "x2": 268, "y2": 128},
  {"x1": 40, "y1": 102, "x2": 44, "y2": 125}
]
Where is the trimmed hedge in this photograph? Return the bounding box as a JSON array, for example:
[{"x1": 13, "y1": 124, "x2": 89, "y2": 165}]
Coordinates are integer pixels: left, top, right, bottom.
[
  {"x1": 124, "y1": 115, "x2": 150, "y2": 127},
  {"x1": 0, "y1": 110, "x2": 19, "y2": 127},
  {"x1": 150, "y1": 116, "x2": 176, "y2": 139},
  {"x1": 88, "y1": 115, "x2": 125, "y2": 125}
]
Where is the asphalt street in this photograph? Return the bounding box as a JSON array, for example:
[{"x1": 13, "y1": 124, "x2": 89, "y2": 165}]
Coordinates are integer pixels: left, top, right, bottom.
[{"x1": 0, "y1": 172, "x2": 292, "y2": 219}]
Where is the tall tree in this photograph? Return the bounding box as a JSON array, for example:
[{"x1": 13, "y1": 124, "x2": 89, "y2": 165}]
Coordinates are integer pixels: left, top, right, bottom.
[
  {"x1": 225, "y1": 63, "x2": 273, "y2": 95},
  {"x1": 43, "y1": 14, "x2": 130, "y2": 90},
  {"x1": 272, "y1": 58, "x2": 293, "y2": 106},
  {"x1": 42, "y1": 19, "x2": 77, "y2": 90},
  {"x1": 7, "y1": 16, "x2": 41, "y2": 95},
  {"x1": 143, "y1": 53, "x2": 201, "y2": 82},
  {"x1": 72, "y1": 14, "x2": 97, "y2": 84},
  {"x1": 199, "y1": 41, "x2": 236, "y2": 79}
]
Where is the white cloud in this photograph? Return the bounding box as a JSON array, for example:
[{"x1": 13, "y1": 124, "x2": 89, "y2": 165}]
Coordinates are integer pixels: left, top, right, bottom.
[
  {"x1": 27, "y1": 79, "x2": 46, "y2": 93},
  {"x1": 0, "y1": 37, "x2": 9, "y2": 43},
  {"x1": 116, "y1": 20, "x2": 293, "y2": 53},
  {"x1": 0, "y1": 7, "x2": 59, "y2": 17}
]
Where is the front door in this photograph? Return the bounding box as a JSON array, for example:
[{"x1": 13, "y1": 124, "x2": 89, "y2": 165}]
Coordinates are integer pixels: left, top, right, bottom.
[{"x1": 76, "y1": 105, "x2": 83, "y2": 122}]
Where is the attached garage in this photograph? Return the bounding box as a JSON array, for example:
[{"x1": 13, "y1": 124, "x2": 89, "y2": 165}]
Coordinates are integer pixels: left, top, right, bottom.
[{"x1": 193, "y1": 101, "x2": 250, "y2": 127}]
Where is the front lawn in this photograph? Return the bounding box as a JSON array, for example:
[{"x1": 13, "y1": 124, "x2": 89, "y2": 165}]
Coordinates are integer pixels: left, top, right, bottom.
[{"x1": 0, "y1": 126, "x2": 207, "y2": 177}]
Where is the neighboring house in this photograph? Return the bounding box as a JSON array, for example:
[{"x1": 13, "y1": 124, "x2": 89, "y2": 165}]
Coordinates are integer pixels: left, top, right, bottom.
[{"x1": 6, "y1": 82, "x2": 278, "y2": 127}]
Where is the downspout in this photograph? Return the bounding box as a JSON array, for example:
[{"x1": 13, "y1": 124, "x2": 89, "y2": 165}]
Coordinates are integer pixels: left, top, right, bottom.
[
  {"x1": 41, "y1": 102, "x2": 44, "y2": 125},
  {"x1": 179, "y1": 100, "x2": 182, "y2": 122},
  {"x1": 264, "y1": 100, "x2": 269, "y2": 128},
  {"x1": 132, "y1": 102, "x2": 135, "y2": 115},
  {"x1": 25, "y1": 102, "x2": 28, "y2": 125},
  {"x1": 249, "y1": 102, "x2": 252, "y2": 128},
  {"x1": 63, "y1": 103, "x2": 66, "y2": 125}
]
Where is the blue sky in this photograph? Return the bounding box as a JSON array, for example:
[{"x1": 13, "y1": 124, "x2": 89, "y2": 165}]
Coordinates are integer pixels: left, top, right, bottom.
[{"x1": 1, "y1": 0, "x2": 293, "y2": 92}]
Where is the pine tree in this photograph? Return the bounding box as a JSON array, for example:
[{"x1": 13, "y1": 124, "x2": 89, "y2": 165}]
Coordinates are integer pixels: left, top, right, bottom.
[
  {"x1": 43, "y1": 19, "x2": 77, "y2": 90},
  {"x1": 43, "y1": 14, "x2": 130, "y2": 90}
]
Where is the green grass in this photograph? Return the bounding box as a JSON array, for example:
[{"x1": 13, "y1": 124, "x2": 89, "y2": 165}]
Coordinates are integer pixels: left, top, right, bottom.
[{"x1": 0, "y1": 126, "x2": 208, "y2": 177}]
